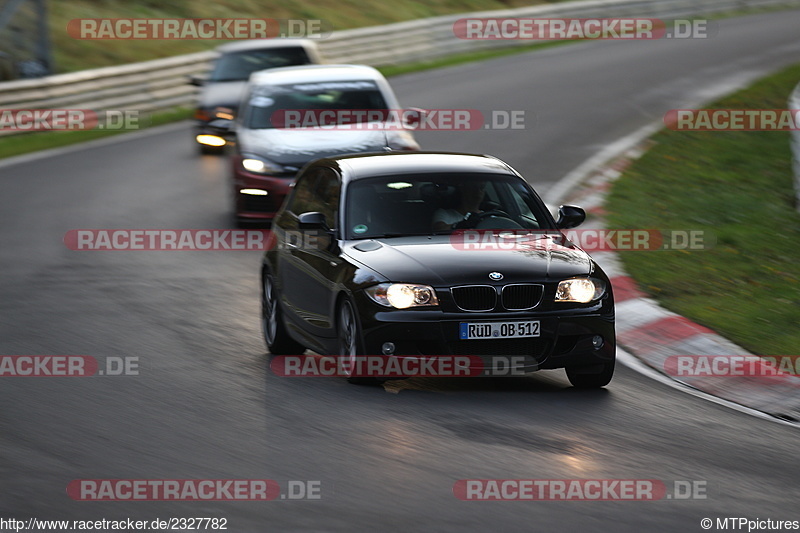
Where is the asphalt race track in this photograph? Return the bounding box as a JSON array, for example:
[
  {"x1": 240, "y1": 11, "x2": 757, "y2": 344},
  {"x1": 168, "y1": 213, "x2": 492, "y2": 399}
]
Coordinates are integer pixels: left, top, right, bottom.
[{"x1": 1, "y1": 10, "x2": 799, "y2": 532}]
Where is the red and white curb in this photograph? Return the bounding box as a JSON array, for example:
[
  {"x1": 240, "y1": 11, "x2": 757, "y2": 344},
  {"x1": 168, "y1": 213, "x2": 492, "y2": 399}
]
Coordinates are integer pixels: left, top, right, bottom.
[{"x1": 559, "y1": 147, "x2": 800, "y2": 423}]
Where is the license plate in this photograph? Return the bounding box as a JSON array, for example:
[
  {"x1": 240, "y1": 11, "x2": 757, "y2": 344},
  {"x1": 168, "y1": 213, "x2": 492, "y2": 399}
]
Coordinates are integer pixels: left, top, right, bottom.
[{"x1": 459, "y1": 321, "x2": 540, "y2": 340}]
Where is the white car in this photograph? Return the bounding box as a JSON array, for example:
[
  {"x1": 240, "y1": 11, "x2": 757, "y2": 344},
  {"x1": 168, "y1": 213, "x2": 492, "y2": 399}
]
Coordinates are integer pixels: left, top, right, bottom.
[
  {"x1": 191, "y1": 39, "x2": 323, "y2": 154},
  {"x1": 225, "y1": 64, "x2": 421, "y2": 223}
]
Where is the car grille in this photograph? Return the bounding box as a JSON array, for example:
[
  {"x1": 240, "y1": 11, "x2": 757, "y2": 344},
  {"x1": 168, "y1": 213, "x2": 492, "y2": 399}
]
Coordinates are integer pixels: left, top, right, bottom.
[
  {"x1": 450, "y1": 284, "x2": 544, "y2": 311},
  {"x1": 242, "y1": 194, "x2": 275, "y2": 213},
  {"x1": 451, "y1": 285, "x2": 496, "y2": 311},
  {"x1": 501, "y1": 284, "x2": 543, "y2": 310}
]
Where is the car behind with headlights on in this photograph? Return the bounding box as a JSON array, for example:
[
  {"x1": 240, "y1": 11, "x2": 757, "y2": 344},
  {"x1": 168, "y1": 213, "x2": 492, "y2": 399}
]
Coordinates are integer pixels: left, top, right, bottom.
[
  {"x1": 226, "y1": 64, "x2": 420, "y2": 225},
  {"x1": 191, "y1": 39, "x2": 322, "y2": 154},
  {"x1": 261, "y1": 152, "x2": 615, "y2": 388}
]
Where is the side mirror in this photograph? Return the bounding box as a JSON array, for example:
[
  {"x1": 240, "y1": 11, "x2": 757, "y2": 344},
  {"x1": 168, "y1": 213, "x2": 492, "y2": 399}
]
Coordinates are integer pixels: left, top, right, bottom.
[
  {"x1": 297, "y1": 212, "x2": 337, "y2": 251},
  {"x1": 298, "y1": 212, "x2": 330, "y2": 231},
  {"x1": 556, "y1": 205, "x2": 586, "y2": 229},
  {"x1": 189, "y1": 74, "x2": 207, "y2": 87}
]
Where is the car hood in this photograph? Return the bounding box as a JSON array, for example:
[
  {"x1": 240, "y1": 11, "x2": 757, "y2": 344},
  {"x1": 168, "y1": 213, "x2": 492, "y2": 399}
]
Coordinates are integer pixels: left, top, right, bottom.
[
  {"x1": 239, "y1": 128, "x2": 389, "y2": 167},
  {"x1": 197, "y1": 81, "x2": 247, "y2": 110},
  {"x1": 343, "y1": 235, "x2": 595, "y2": 286}
]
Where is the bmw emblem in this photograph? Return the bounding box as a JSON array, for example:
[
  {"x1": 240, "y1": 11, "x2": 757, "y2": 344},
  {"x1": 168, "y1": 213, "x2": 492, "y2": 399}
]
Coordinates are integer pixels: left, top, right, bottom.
[{"x1": 489, "y1": 272, "x2": 503, "y2": 281}]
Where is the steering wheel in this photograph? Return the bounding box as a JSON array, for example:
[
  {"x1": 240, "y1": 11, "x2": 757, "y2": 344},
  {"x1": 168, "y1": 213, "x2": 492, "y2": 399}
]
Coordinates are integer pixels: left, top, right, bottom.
[
  {"x1": 472, "y1": 210, "x2": 511, "y2": 223},
  {"x1": 476, "y1": 210, "x2": 523, "y2": 230},
  {"x1": 454, "y1": 210, "x2": 522, "y2": 229}
]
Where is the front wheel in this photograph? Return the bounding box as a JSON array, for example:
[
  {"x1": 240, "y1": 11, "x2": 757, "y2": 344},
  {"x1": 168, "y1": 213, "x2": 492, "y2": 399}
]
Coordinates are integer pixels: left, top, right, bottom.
[
  {"x1": 566, "y1": 359, "x2": 615, "y2": 389},
  {"x1": 337, "y1": 298, "x2": 379, "y2": 385},
  {"x1": 262, "y1": 274, "x2": 305, "y2": 355}
]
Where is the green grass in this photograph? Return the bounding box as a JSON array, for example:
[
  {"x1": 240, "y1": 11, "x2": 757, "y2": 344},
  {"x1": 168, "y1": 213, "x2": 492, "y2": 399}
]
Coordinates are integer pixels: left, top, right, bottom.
[
  {"x1": 43, "y1": 2, "x2": 800, "y2": 73},
  {"x1": 605, "y1": 63, "x2": 800, "y2": 356},
  {"x1": 0, "y1": 107, "x2": 191, "y2": 160},
  {"x1": 5, "y1": 1, "x2": 791, "y2": 160},
  {"x1": 0, "y1": 39, "x2": 578, "y2": 161},
  {"x1": 7, "y1": 3, "x2": 798, "y2": 165},
  {"x1": 49, "y1": 0, "x2": 570, "y2": 73}
]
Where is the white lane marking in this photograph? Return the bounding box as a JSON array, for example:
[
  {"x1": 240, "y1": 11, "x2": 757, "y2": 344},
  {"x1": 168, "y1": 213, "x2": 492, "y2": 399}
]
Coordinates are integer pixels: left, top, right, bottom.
[{"x1": 618, "y1": 349, "x2": 799, "y2": 427}]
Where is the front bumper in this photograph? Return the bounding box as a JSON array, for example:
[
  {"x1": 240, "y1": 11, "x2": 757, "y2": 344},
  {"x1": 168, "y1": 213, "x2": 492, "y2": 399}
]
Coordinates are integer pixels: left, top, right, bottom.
[
  {"x1": 194, "y1": 117, "x2": 228, "y2": 147},
  {"x1": 351, "y1": 291, "x2": 615, "y2": 374},
  {"x1": 232, "y1": 166, "x2": 294, "y2": 221}
]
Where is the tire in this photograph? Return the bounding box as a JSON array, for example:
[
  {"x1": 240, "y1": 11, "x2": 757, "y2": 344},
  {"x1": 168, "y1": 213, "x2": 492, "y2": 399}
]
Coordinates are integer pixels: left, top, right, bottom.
[
  {"x1": 262, "y1": 274, "x2": 305, "y2": 355},
  {"x1": 566, "y1": 358, "x2": 615, "y2": 389},
  {"x1": 337, "y1": 298, "x2": 379, "y2": 385}
]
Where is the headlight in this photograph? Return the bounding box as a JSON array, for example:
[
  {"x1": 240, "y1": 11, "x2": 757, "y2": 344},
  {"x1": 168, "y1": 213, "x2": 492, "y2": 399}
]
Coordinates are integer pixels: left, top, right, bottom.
[
  {"x1": 214, "y1": 107, "x2": 235, "y2": 120},
  {"x1": 241, "y1": 156, "x2": 284, "y2": 175},
  {"x1": 555, "y1": 277, "x2": 605, "y2": 303},
  {"x1": 196, "y1": 134, "x2": 226, "y2": 147},
  {"x1": 365, "y1": 283, "x2": 439, "y2": 309}
]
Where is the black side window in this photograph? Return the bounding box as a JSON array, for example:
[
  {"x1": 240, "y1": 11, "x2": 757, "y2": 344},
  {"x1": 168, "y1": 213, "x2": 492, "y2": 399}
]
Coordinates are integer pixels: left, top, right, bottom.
[
  {"x1": 285, "y1": 167, "x2": 341, "y2": 228},
  {"x1": 286, "y1": 169, "x2": 320, "y2": 216},
  {"x1": 311, "y1": 169, "x2": 341, "y2": 229}
]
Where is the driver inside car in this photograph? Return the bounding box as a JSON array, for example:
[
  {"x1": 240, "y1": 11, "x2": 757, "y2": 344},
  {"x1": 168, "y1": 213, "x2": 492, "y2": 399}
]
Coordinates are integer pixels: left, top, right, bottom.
[{"x1": 432, "y1": 180, "x2": 488, "y2": 231}]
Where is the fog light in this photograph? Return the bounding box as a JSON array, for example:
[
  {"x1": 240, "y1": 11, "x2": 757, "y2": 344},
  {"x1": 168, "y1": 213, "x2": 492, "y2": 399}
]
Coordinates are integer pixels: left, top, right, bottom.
[
  {"x1": 382, "y1": 342, "x2": 395, "y2": 355},
  {"x1": 592, "y1": 335, "x2": 604, "y2": 349},
  {"x1": 240, "y1": 188, "x2": 268, "y2": 196}
]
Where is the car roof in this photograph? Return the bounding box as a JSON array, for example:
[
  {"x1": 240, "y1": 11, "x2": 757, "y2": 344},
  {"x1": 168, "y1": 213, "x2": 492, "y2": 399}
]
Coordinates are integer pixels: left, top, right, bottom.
[
  {"x1": 248, "y1": 64, "x2": 384, "y2": 86},
  {"x1": 321, "y1": 152, "x2": 521, "y2": 181},
  {"x1": 215, "y1": 39, "x2": 320, "y2": 54}
]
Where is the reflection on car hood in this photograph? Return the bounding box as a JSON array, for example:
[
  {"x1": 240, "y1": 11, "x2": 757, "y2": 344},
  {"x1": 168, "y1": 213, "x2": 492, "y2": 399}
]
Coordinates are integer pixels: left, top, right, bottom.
[
  {"x1": 343, "y1": 235, "x2": 594, "y2": 286},
  {"x1": 239, "y1": 128, "x2": 389, "y2": 167},
  {"x1": 197, "y1": 81, "x2": 247, "y2": 110}
]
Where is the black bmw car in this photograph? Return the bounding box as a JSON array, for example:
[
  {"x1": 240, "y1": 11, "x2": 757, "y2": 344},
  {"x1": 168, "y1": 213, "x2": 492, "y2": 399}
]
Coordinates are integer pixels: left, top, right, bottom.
[{"x1": 261, "y1": 152, "x2": 616, "y2": 388}]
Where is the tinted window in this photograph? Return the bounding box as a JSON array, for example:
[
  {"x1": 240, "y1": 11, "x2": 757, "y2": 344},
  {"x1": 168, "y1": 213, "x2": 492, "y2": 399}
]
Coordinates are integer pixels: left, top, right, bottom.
[
  {"x1": 209, "y1": 48, "x2": 311, "y2": 82},
  {"x1": 344, "y1": 173, "x2": 552, "y2": 239},
  {"x1": 286, "y1": 167, "x2": 341, "y2": 228},
  {"x1": 244, "y1": 80, "x2": 387, "y2": 129},
  {"x1": 285, "y1": 169, "x2": 320, "y2": 216},
  {"x1": 309, "y1": 169, "x2": 340, "y2": 228}
]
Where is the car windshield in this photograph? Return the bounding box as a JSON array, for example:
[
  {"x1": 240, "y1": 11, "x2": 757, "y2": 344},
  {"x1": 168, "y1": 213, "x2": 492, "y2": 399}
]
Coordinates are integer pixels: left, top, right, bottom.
[
  {"x1": 344, "y1": 173, "x2": 554, "y2": 240},
  {"x1": 209, "y1": 48, "x2": 311, "y2": 82},
  {"x1": 244, "y1": 80, "x2": 388, "y2": 129}
]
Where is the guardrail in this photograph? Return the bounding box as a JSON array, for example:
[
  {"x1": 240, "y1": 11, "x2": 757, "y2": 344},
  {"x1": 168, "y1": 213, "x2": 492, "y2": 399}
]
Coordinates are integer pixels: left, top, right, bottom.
[
  {"x1": 791, "y1": 81, "x2": 800, "y2": 210},
  {"x1": 1, "y1": 0, "x2": 800, "y2": 136}
]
